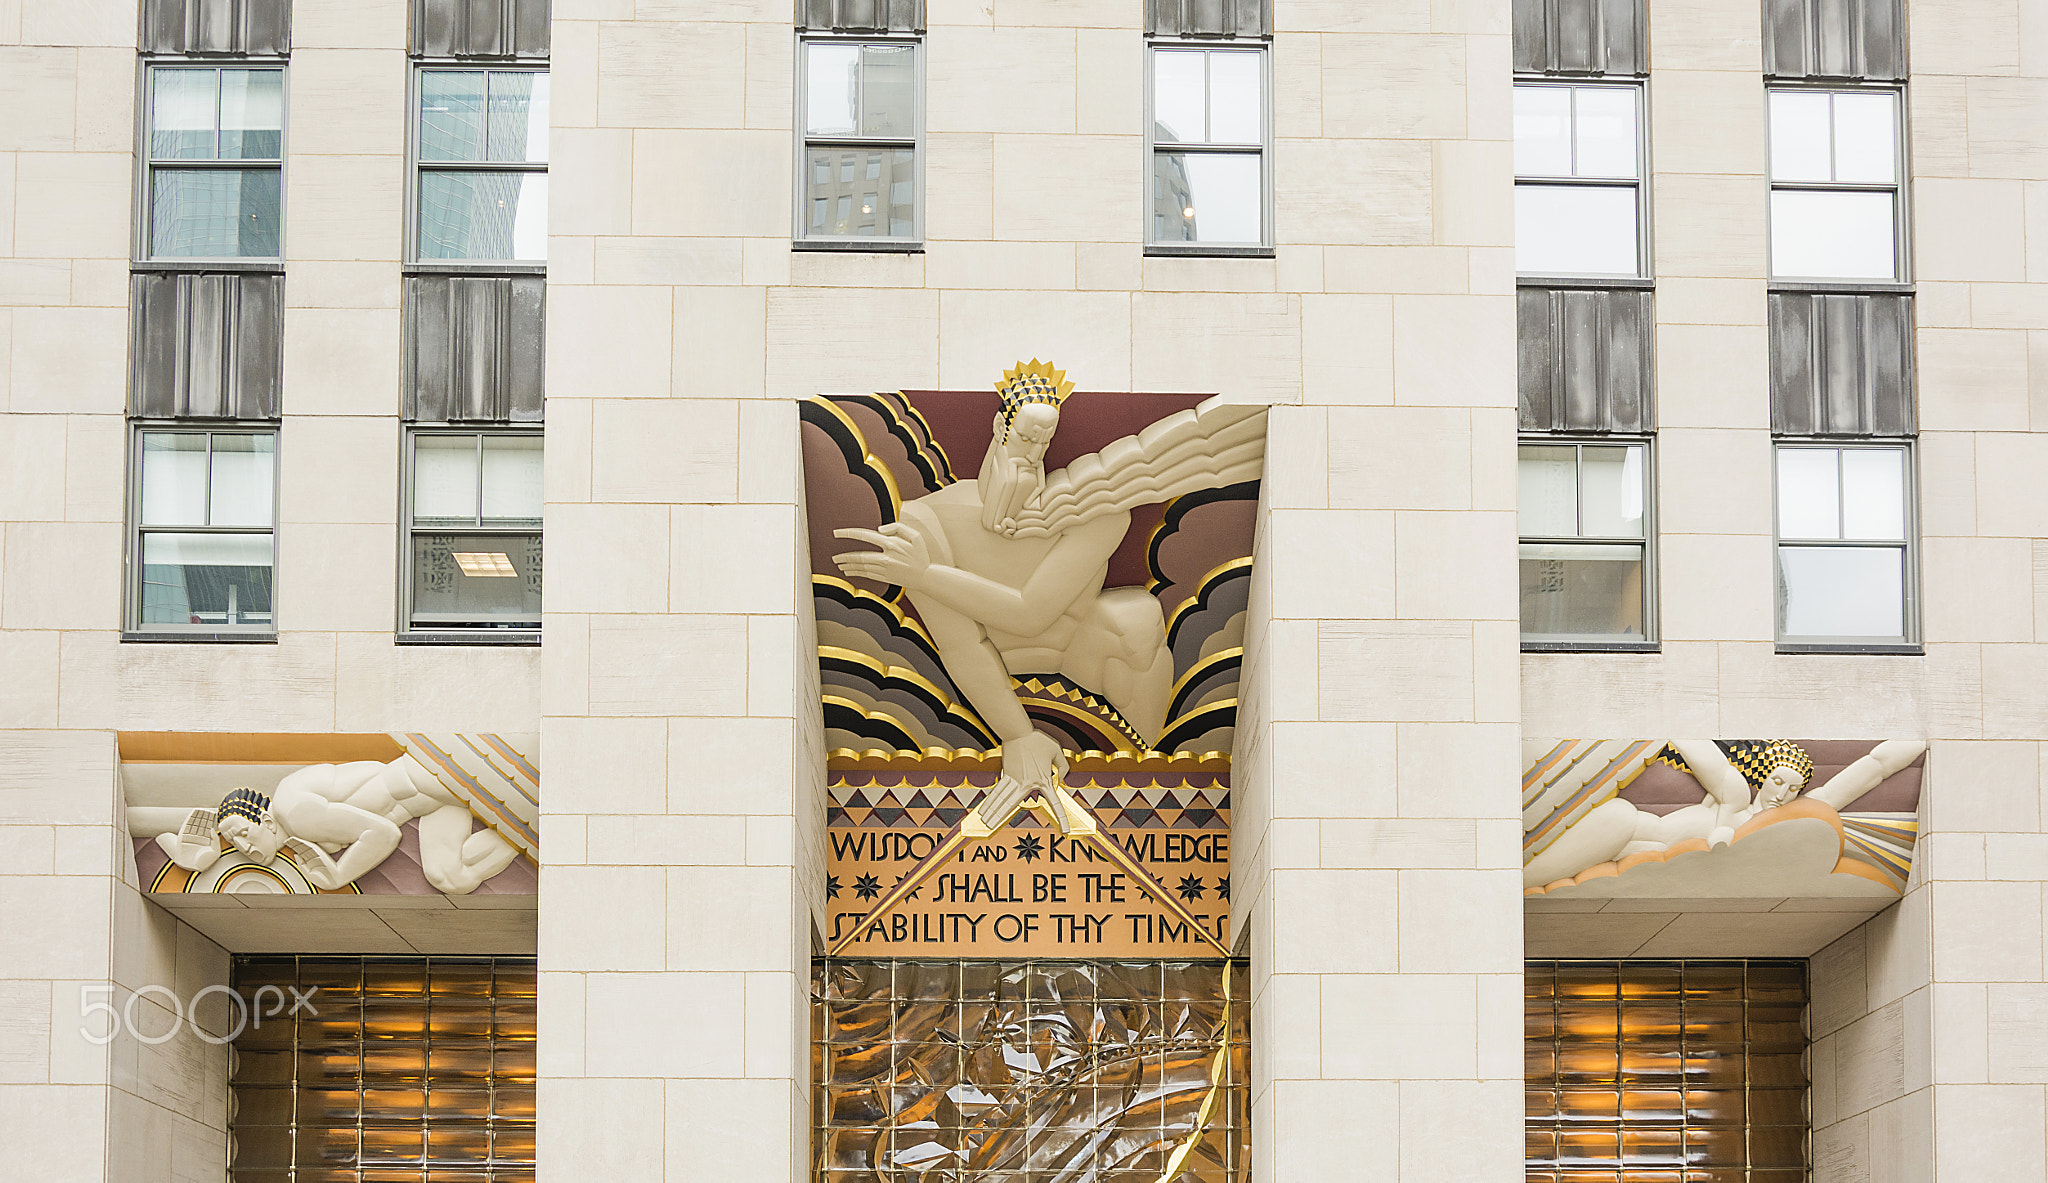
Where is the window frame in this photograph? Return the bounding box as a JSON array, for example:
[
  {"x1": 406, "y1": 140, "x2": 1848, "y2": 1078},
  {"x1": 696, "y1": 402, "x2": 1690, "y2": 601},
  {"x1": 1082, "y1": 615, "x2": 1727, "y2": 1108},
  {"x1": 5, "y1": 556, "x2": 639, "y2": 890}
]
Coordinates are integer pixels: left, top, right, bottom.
[
  {"x1": 1511, "y1": 77, "x2": 1653, "y2": 283},
  {"x1": 1143, "y1": 38, "x2": 1274, "y2": 257},
  {"x1": 1764, "y1": 81, "x2": 1912, "y2": 288},
  {"x1": 397, "y1": 424, "x2": 544, "y2": 643},
  {"x1": 1771, "y1": 437, "x2": 1919, "y2": 653},
  {"x1": 1517, "y1": 434, "x2": 1660, "y2": 652},
  {"x1": 793, "y1": 32, "x2": 926, "y2": 252},
  {"x1": 133, "y1": 57, "x2": 290, "y2": 268},
  {"x1": 125, "y1": 421, "x2": 282, "y2": 642},
  {"x1": 406, "y1": 62, "x2": 552, "y2": 272}
]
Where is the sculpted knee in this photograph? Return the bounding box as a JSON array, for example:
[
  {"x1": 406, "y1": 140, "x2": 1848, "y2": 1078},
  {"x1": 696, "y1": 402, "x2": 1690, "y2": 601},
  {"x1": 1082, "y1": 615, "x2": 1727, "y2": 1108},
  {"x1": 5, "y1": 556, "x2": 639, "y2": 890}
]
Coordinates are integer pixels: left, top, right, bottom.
[{"x1": 1090, "y1": 587, "x2": 1167, "y2": 654}]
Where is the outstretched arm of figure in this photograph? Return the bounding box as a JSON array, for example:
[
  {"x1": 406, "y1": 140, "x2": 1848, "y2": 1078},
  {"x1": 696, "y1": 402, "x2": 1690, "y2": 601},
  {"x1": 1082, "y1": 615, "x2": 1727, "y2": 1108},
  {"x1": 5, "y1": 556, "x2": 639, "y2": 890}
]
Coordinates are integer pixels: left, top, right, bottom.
[
  {"x1": 1809, "y1": 740, "x2": 1927, "y2": 812},
  {"x1": 271, "y1": 798, "x2": 404, "y2": 890},
  {"x1": 157, "y1": 807, "x2": 227, "y2": 872},
  {"x1": 1668, "y1": 740, "x2": 1753, "y2": 843},
  {"x1": 832, "y1": 516, "x2": 1123, "y2": 637}
]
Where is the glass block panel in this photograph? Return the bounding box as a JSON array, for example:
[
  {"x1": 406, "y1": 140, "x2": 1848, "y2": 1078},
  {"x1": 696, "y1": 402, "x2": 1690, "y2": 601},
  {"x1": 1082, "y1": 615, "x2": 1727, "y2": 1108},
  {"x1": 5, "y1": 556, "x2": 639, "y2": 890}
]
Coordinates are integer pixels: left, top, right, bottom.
[
  {"x1": 232, "y1": 958, "x2": 537, "y2": 1181},
  {"x1": 1526, "y1": 962, "x2": 1809, "y2": 1180}
]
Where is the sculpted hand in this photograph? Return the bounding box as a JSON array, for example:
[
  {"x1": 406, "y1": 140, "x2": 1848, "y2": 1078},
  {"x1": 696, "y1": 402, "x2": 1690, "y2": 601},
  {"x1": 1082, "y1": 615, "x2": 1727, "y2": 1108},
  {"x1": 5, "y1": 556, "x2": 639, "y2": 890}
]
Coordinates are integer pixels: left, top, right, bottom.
[
  {"x1": 159, "y1": 807, "x2": 226, "y2": 873},
  {"x1": 285, "y1": 837, "x2": 348, "y2": 890},
  {"x1": 974, "y1": 732, "x2": 1070, "y2": 832},
  {"x1": 1707, "y1": 826, "x2": 1736, "y2": 850},
  {"x1": 832, "y1": 523, "x2": 932, "y2": 589}
]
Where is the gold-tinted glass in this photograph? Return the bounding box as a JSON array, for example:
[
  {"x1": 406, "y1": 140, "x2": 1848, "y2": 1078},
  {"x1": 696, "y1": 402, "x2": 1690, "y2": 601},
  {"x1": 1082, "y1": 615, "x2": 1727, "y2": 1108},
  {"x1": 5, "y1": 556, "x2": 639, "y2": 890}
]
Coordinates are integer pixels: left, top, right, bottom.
[
  {"x1": 1525, "y1": 960, "x2": 1809, "y2": 1183},
  {"x1": 812, "y1": 959, "x2": 1250, "y2": 1182},
  {"x1": 230, "y1": 956, "x2": 537, "y2": 1183}
]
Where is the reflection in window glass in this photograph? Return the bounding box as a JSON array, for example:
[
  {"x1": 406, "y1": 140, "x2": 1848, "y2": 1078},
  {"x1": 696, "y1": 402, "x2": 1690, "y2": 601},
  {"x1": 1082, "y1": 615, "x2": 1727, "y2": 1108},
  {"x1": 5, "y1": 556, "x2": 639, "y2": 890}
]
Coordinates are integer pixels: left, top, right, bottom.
[
  {"x1": 135, "y1": 431, "x2": 276, "y2": 631},
  {"x1": 801, "y1": 40, "x2": 919, "y2": 241},
  {"x1": 408, "y1": 433, "x2": 543, "y2": 632},
  {"x1": 1149, "y1": 46, "x2": 1266, "y2": 249},
  {"x1": 417, "y1": 172, "x2": 548, "y2": 261},
  {"x1": 146, "y1": 67, "x2": 285, "y2": 259},
  {"x1": 414, "y1": 68, "x2": 549, "y2": 261},
  {"x1": 805, "y1": 148, "x2": 915, "y2": 237},
  {"x1": 218, "y1": 69, "x2": 284, "y2": 159},
  {"x1": 1152, "y1": 152, "x2": 1262, "y2": 244}
]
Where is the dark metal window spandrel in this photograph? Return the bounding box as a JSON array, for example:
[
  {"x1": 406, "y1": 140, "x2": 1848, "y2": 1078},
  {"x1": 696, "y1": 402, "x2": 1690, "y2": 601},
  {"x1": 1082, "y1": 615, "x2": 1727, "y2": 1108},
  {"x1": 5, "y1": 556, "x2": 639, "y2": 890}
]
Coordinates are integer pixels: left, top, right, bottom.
[
  {"x1": 796, "y1": 0, "x2": 926, "y2": 34},
  {"x1": 130, "y1": 270, "x2": 283, "y2": 420},
  {"x1": 1517, "y1": 286, "x2": 1653, "y2": 434},
  {"x1": 1512, "y1": 0, "x2": 1646, "y2": 76},
  {"x1": 1764, "y1": 0, "x2": 1906, "y2": 81},
  {"x1": 1769, "y1": 291, "x2": 1913, "y2": 436},
  {"x1": 1146, "y1": 0, "x2": 1271, "y2": 39},
  {"x1": 142, "y1": 0, "x2": 292, "y2": 56},
  {"x1": 412, "y1": 0, "x2": 551, "y2": 59},
  {"x1": 405, "y1": 274, "x2": 545, "y2": 423}
]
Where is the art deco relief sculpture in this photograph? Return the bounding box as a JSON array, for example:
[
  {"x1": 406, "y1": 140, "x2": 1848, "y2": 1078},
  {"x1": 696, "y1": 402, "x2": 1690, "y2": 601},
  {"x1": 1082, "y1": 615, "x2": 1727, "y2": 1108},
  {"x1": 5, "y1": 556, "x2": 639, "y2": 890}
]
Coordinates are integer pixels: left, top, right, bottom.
[
  {"x1": 830, "y1": 361, "x2": 1265, "y2": 834},
  {"x1": 1523, "y1": 738, "x2": 1927, "y2": 897},
  {"x1": 128, "y1": 734, "x2": 539, "y2": 896}
]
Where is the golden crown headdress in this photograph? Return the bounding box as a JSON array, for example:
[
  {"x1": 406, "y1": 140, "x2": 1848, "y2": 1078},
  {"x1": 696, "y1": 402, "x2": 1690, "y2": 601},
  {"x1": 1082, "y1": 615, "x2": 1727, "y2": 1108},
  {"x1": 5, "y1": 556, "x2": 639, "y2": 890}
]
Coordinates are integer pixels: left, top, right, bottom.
[
  {"x1": 217, "y1": 785, "x2": 273, "y2": 826},
  {"x1": 994, "y1": 360, "x2": 1075, "y2": 441}
]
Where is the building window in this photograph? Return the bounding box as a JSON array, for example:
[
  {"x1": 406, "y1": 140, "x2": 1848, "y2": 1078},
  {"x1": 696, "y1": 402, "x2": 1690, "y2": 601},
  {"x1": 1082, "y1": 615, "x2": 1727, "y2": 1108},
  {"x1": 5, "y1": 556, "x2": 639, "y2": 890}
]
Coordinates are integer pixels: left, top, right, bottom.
[
  {"x1": 796, "y1": 36, "x2": 921, "y2": 246},
  {"x1": 1768, "y1": 88, "x2": 1903, "y2": 282},
  {"x1": 141, "y1": 64, "x2": 284, "y2": 260},
  {"x1": 1514, "y1": 82, "x2": 1645, "y2": 277},
  {"x1": 1527, "y1": 960, "x2": 1809, "y2": 1181},
  {"x1": 413, "y1": 67, "x2": 550, "y2": 264},
  {"x1": 130, "y1": 427, "x2": 276, "y2": 635},
  {"x1": 1775, "y1": 441, "x2": 1914, "y2": 647},
  {"x1": 814, "y1": 959, "x2": 1249, "y2": 1180},
  {"x1": 1518, "y1": 440, "x2": 1654, "y2": 647},
  {"x1": 1147, "y1": 44, "x2": 1269, "y2": 252},
  {"x1": 403, "y1": 429, "x2": 542, "y2": 636},
  {"x1": 229, "y1": 955, "x2": 537, "y2": 1180}
]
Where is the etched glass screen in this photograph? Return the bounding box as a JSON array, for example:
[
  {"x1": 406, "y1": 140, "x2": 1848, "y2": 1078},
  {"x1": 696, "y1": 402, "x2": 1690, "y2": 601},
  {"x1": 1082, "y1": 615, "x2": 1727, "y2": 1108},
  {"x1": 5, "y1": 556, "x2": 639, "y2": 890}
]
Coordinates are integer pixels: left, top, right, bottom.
[
  {"x1": 229, "y1": 955, "x2": 537, "y2": 1183},
  {"x1": 1526, "y1": 960, "x2": 1809, "y2": 1183},
  {"x1": 814, "y1": 959, "x2": 1249, "y2": 1182}
]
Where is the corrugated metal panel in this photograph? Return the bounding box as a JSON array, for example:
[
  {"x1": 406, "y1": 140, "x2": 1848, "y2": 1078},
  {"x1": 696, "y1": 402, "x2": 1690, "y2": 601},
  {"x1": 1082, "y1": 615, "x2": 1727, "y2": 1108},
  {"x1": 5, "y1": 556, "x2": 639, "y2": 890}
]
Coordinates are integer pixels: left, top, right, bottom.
[
  {"x1": 140, "y1": 0, "x2": 291, "y2": 55},
  {"x1": 130, "y1": 271, "x2": 283, "y2": 420},
  {"x1": 1517, "y1": 286, "x2": 1654, "y2": 433},
  {"x1": 1512, "y1": 0, "x2": 1646, "y2": 75},
  {"x1": 412, "y1": 0, "x2": 551, "y2": 58},
  {"x1": 1762, "y1": 0, "x2": 1905, "y2": 80},
  {"x1": 795, "y1": 0, "x2": 926, "y2": 33},
  {"x1": 1147, "y1": 0, "x2": 1270, "y2": 37},
  {"x1": 1769, "y1": 291, "x2": 1914, "y2": 435},
  {"x1": 405, "y1": 275, "x2": 546, "y2": 423}
]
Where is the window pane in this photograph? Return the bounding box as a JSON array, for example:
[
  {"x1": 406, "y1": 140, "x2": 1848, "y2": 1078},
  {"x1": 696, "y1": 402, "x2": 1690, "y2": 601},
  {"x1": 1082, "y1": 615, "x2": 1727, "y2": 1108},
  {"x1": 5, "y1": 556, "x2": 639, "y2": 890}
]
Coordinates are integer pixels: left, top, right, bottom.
[
  {"x1": 1153, "y1": 50, "x2": 1207, "y2": 144},
  {"x1": 1770, "y1": 190, "x2": 1895, "y2": 280},
  {"x1": 141, "y1": 433, "x2": 210, "y2": 526},
  {"x1": 1579, "y1": 445, "x2": 1645, "y2": 539},
  {"x1": 1573, "y1": 87, "x2": 1638, "y2": 179},
  {"x1": 1514, "y1": 85, "x2": 1573, "y2": 176},
  {"x1": 1519, "y1": 446, "x2": 1579, "y2": 537},
  {"x1": 1780, "y1": 546, "x2": 1904, "y2": 639},
  {"x1": 1777, "y1": 448, "x2": 1841, "y2": 539},
  {"x1": 804, "y1": 43, "x2": 861, "y2": 136},
  {"x1": 803, "y1": 148, "x2": 916, "y2": 237},
  {"x1": 415, "y1": 436, "x2": 480, "y2": 526},
  {"x1": 857, "y1": 44, "x2": 916, "y2": 139},
  {"x1": 1840, "y1": 448, "x2": 1906, "y2": 540},
  {"x1": 151, "y1": 169, "x2": 282, "y2": 258},
  {"x1": 420, "y1": 71, "x2": 487, "y2": 162},
  {"x1": 410, "y1": 533, "x2": 542, "y2": 627},
  {"x1": 219, "y1": 69, "x2": 284, "y2": 160},
  {"x1": 1768, "y1": 91, "x2": 1832, "y2": 181},
  {"x1": 1515, "y1": 184, "x2": 1638, "y2": 275},
  {"x1": 152, "y1": 69, "x2": 218, "y2": 159},
  {"x1": 1520, "y1": 543, "x2": 1646, "y2": 640},
  {"x1": 208, "y1": 434, "x2": 275, "y2": 527},
  {"x1": 1208, "y1": 52, "x2": 1263, "y2": 144},
  {"x1": 1831, "y1": 91, "x2": 1897, "y2": 184},
  {"x1": 417, "y1": 171, "x2": 548, "y2": 261},
  {"x1": 1152, "y1": 152, "x2": 1261, "y2": 244},
  {"x1": 487, "y1": 71, "x2": 549, "y2": 164},
  {"x1": 481, "y1": 437, "x2": 543, "y2": 525},
  {"x1": 140, "y1": 533, "x2": 274, "y2": 627}
]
